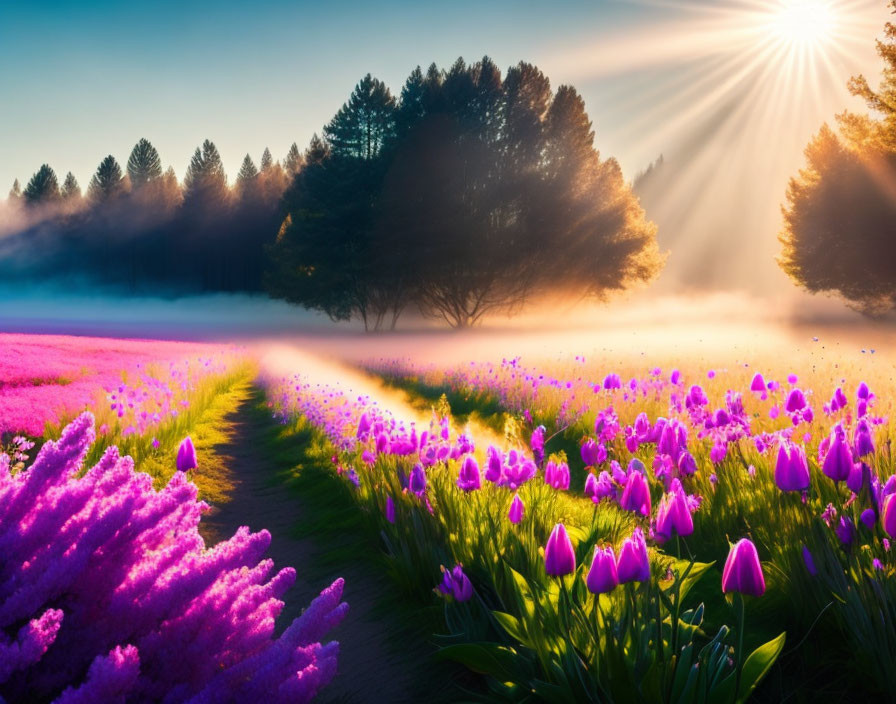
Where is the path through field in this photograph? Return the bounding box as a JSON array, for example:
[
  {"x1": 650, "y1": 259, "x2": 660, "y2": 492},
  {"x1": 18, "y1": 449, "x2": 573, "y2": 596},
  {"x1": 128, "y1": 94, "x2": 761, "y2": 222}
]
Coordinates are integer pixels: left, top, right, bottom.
[{"x1": 199, "y1": 346, "x2": 468, "y2": 703}]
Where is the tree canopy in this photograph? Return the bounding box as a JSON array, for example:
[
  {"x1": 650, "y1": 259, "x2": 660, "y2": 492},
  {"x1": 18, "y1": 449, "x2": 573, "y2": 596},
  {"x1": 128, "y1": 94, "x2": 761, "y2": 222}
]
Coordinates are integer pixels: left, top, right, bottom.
[
  {"x1": 779, "y1": 2, "x2": 896, "y2": 313},
  {"x1": 127, "y1": 138, "x2": 163, "y2": 188},
  {"x1": 23, "y1": 165, "x2": 61, "y2": 205},
  {"x1": 88, "y1": 155, "x2": 126, "y2": 203},
  {"x1": 268, "y1": 57, "x2": 663, "y2": 329}
]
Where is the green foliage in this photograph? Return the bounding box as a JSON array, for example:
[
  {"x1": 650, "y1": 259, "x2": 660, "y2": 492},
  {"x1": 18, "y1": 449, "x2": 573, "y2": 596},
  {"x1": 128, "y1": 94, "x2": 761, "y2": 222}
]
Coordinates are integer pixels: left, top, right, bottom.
[
  {"x1": 267, "y1": 56, "x2": 663, "y2": 330},
  {"x1": 88, "y1": 154, "x2": 126, "y2": 203},
  {"x1": 23, "y1": 164, "x2": 61, "y2": 205},
  {"x1": 127, "y1": 138, "x2": 163, "y2": 188}
]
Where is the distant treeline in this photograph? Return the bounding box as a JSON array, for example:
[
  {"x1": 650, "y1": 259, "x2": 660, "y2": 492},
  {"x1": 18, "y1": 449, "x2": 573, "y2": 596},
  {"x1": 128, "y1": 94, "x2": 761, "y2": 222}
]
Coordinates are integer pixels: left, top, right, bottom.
[
  {"x1": 3, "y1": 56, "x2": 665, "y2": 327},
  {"x1": 4, "y1": 139, "x2": 300, "y2": 293}
]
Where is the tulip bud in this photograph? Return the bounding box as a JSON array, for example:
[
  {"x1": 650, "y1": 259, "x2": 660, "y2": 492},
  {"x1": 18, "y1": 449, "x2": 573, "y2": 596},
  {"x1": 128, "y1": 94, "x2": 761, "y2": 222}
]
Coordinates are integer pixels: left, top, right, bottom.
[
  {"x1": 544, "y1": 523, "x2": 576, "y2": 576},
  {"x1": 721, "y1": 539, "x2": 765, "y2": 597}
]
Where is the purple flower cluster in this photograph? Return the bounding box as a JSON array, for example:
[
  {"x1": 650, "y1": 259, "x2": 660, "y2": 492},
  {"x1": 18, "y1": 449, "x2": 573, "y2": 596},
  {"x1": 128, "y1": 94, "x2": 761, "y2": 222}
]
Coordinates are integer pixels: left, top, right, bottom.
[{"x1": 0, "y1": 413, "x2": 347, "y2": 703}]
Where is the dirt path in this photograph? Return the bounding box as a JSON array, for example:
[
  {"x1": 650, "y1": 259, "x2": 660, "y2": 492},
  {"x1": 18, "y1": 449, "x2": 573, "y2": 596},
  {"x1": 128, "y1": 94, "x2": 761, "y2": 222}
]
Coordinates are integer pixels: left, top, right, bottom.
[{"x1": 199, "y1": 388, "x2": 447, "y2": 704}]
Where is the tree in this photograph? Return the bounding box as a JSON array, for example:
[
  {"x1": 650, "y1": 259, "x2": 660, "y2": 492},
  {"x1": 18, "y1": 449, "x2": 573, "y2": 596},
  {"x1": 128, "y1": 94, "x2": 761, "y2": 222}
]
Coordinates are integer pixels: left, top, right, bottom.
[
  {"x1": 88, "y1": 155, "x2": 125, "y2": 203},
  {"x1": 236, "y1": 154, "x2": 259, "y2": 191},
  {"x1": 183, "y1": 139, "x2": 228, "y2": 204},
  {"x1": 779, "y1": 2, "x2": 896, "y2": 313},
  {"x1": 260, "y1": 147, "x2": 273, "y2": 172},
  {"x1": 23, "y1": 164, "x2": 61, "y2": 205},
  {"x1": 127, "y1": 138, "x2": 163, "y2": 188},
  {"x1": 8, "y1": 179, "x2": 21, "y2": 201},
  {"x1": 61, "y1": 172, "x2": 81, "y2": 201},
  {"x1": 324, "y1": 74, "x2": 397, "y2": 160},
  {"x1": 268, "y1": 58, "x2": 662, "y2": 329},
  {"x1": 283, "y1": 142, "x2": 303, "y2": 177}
]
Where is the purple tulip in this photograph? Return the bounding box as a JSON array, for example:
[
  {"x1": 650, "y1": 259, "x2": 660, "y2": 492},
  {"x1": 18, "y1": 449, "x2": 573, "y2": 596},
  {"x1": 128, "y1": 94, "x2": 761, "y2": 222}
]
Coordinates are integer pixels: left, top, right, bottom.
[
  {"x1": 619, "y1": 470, "x2": 651, "y2": 517},
  {"x1": 580, "y1": 439, "x2": 604, "y2": 467},
  {"x1": 457, "y1": 456, "x2": 481, "y2": 491},
  {"x1": 750, "y1": 373, "x2": 766, "y2": 392},
  {"x1": 836, "y1": 516, "x2": 855, "y2": 548},
  {"x1": 883, "y1": 494, "x2": 896, "y2": 538},
  {"x1": 508, "y1": 494, "x2": 524, "y2": 524},
  {"x1": 544, "y1": 460, "x2": 570, "y2": 490},
  {"x1": 438, "y1": 564, "x2": 473, "y2": 602},
  {"x1": 785, "y1": 388, "x2": 807, "y2": 413},
  {"x1": 860, "y1": 508, "x2": 876, "y2": 531},
  {"x1": 409, "y1": 463, "x2": 427, "y2": 496},
  {"x1": 822, "y1": 431, "x2": 853, "y2": 483},
  {"x1": 655, "y1": 483, "x2": 693, "y2": 541},
  {"x1": 603, "y1": 373, "x2": 622, "y2": 390},
  {"x1": 617, "y1": 527, "x2": 650, "y2": 583},
  {"x1": 854, "y1": 420, "x2": 875, "y2": 458},
  {"x1": 586, "y1": 546, "x2": 619, "y2": 594},
  {"x1": 677, "y1": 451, "x2": 698, "y2": 476},
  {"x1": 176, "y1": 437, "x2": 197, "y2": 473},
  {"x1": 385, "y1": 495, "x2": 396, "y2": 524},
  {"x1": 775, "y1": 442, "x2": 810, "y2": 492},
  {"x1": 802, "y1": 545, "x2": 817, "y2": 577},
  {"x1": 544, "y1": 523, "x2": 576, "y2": 576},
  {"x1": 722, "y1": 539, "x2": 765, "y2": 597},
  {"x1": 531, "y1": 425, "x2": 546, "y2": 466}
]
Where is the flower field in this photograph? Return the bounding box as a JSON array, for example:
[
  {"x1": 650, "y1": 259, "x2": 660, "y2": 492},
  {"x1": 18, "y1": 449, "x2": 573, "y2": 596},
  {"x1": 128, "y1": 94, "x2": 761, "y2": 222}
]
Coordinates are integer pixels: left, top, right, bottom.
[
  {"x1": 5, "y1": 331, "x2": 896, "y2": 701},
  {"x1": 261, "y1": 341, "x2": 896, "y2": 701}
]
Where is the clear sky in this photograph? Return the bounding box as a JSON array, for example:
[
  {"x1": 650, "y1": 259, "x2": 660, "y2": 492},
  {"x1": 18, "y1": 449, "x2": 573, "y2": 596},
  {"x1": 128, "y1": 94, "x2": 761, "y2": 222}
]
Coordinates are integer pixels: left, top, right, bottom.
[{"x1": 0, "y1": 0, "x2": 887, "y2": 293}]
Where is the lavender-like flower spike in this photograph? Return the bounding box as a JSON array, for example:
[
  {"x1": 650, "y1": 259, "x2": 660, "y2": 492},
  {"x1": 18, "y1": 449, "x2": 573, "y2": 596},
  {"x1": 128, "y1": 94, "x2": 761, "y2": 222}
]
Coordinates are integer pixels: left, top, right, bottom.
[{"x1": 0, "y1": 413, "x2": 346, "y2": 703}]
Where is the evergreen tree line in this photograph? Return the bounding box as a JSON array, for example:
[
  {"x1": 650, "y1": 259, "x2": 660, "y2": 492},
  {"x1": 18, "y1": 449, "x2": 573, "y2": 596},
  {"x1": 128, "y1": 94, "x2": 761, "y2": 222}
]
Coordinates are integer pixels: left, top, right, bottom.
[{"x1": 4, "y1": 139, "x2": 303, "y2": 293}]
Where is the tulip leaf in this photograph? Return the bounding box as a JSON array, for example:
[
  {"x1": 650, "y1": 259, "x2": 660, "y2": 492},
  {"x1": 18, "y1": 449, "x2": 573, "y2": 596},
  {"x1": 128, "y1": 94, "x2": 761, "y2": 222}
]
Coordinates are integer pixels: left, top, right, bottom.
[
  {"x1": 737, "y1": 631, "x2": 786, "y2": 703},
  {"x1": 436, "y1": 642, "x2": 521, "y2": 682},
  {"x1": 493, "y1": 610, "x2": 531, "y2": 649}
]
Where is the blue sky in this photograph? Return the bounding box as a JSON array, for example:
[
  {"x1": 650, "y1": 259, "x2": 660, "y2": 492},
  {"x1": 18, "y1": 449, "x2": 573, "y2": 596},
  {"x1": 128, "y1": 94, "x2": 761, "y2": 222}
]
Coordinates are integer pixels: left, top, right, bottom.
[{"x1": 0, "y1": 0, "x2": 661, "y2": 189}]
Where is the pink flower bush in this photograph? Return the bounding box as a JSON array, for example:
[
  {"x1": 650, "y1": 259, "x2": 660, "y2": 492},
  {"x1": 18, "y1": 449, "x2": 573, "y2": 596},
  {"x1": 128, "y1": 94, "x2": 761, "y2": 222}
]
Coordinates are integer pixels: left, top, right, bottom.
[{"x1": 0, "y1": 413, "x2": 347, "y2": 703}]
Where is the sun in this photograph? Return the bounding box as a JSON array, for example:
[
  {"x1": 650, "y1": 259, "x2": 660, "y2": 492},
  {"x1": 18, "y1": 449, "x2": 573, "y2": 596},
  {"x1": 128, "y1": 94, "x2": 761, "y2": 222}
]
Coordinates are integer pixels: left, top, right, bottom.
[{"x1": 768, "y1": 0, "x2": 837, "y2": 47}]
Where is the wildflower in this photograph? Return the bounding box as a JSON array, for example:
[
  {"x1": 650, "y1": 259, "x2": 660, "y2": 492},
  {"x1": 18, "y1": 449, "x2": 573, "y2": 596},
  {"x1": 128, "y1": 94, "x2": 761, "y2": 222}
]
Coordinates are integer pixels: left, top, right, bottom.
[
  {"x1": 785, "y1": 388, "x2": 807, "y2": 413},
  {"x1": 616, "y1": 527, "x2": 650, "y2": 583},
  {"x1": 438, "y1": 564, "x2": 473, "y2": 602},
  {"x1": 619, "y1": 470, "x2": 651, "y2": 517},
  {"x1": 854, "y1": 419, "x2": 875, "y2": 457},
  {"x1": 176, "y1": 437, "x2": 197, "y2": 473},
  {"x1": 775, "y1": 442, "x2": 810, "y2": 492},
  {"x1": 860, "y1": 508, "x2": 876, "y2": 531},
  {"x1": 544, "y1": 460, "x2": 570, "y2": 490},
  {"x1": 508, "y1": 494, "x2": 524, "y2": 524},
  {"x1": 603, "y1": 373, "x2": 622, "y2": 390},
  {"x1": 750, "y1": 373, "x2": 766, "y2": 392},
  {"x1": 722, "y1": 539, "x2": 765, "y2": 597},
  {"x1": 836, "y1": 516, "x2": 855, "y2": 548},
  {"x1": 457, "y1": 456, "x2": 481, "y2": 491},
  {"x1": 822, "y1": 430, "x2": 853, "y2": 483},
  {"x1": 802, "y1": 545, "x2": 817, "y2": 577},
  {"x1": 409, "y1": 463, "x2": 427, "y2": 496},
  {"x1": 531, "y1": 425, "x2": 546, "y2": 466},
  {"x1": 586, "y1": 546, "x2": 619, "y2": 594},
  {"x1": 544, "y1": 523, "x2": 576, "y2": 576},
  {"x1": 883, "y1": 494, "x2": 896, "y2": 538},
  {"x1": 655, "y1": 481, "x2": 694, "y2": 541}
]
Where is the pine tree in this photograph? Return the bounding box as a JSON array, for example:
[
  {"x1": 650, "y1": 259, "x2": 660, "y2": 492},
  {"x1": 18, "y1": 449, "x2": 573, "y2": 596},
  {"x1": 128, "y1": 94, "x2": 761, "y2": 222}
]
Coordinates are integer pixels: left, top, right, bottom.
[
  {"x1": 23, "y1": 165, "x2": 61, "y2": 205},
  {"x1": 8, "y1": 179, "x2": 21, "y2": 201},
  {"x1": 304, "y1": 134, "x2": 330, "y2": 166},
  {"x1": 324, "y1": 74, "x2": 397, "y2": 160},
  {"x1": 183, "y1": 140, "x2": 228, "y2": 202},
  {"x1": 127, "y1": 138, "x2": 163, "y2": 188},
  {"x1": 236, "y1": 154, "x2": 260, "y2": 200},
  {"x1": 88, "y1": 155, "x2": 125, "y2": 202},
  {"x1": 260, "y1": 148, "x2": 273, "y2": 172},
  {"x1": 283, "y1": 143, "x2": 303, "y2": 177},
  {"x1": 61, "y1": 172, "x2": 82, "y2": 201}
]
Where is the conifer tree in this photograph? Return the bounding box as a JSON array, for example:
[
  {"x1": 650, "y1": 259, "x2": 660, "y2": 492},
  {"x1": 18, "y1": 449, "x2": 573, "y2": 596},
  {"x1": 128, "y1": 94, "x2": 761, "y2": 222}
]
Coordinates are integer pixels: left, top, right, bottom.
[
  {"x1": 23, "y1": 165, "x2": 61, "y2": 205},
  {"x1": 127, "y1": 138, "x2": 163, "y2": 188},
  {"x1": 61, "y1": 172, "x2": 82, "y2": 201},
  {"x1": 283, "y1": 143, "x2": 303, "y2": 177},
  {"x1": 260, "y1": 147, "x2": 273, "y2": 172},
  {"x1": 8, "y1": 179, "x2": 21, "y2": 201},
  {"x1": 88, "y1": 155, "x2": 125, "y2": 202}
]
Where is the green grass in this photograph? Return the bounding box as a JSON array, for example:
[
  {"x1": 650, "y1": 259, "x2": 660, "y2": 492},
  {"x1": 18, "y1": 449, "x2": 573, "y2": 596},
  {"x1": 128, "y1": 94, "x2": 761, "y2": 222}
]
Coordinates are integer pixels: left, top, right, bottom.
[{"x1": 239, "y1": 388, "x2": 477, "y2": 703}]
